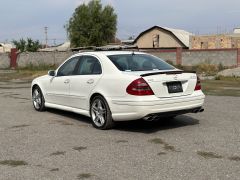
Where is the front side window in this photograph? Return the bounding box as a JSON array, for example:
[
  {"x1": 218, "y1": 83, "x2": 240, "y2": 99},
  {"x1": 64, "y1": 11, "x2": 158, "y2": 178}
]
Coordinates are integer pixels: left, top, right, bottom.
[
  {"x1": 57, "y1": 57, "x2": 79, "y2": 76},
  {"x1": 107, "y1": 54, "x2": 175, "y2": 71},
  {"x1": 76, "y1": 56, "x2": 102, "y2": 75}
]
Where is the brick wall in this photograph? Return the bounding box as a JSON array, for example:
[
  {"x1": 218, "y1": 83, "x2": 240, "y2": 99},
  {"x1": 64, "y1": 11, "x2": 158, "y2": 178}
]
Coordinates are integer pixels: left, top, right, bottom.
[
  {"x1": 17, "y1": 51, "x2": 76, "y2": 68},
  {"x1": 143, "y1": 48, "x2": 239, "y2": 67},
  {"x1": 0, "y1": 49, "x2": 239, "y2": 69},
  {"x1": 181, "y1": 49, "x2": 237, "y2": 67},
  {"x1": 190, "y1": 35, "x2": 240, "y2": 49}
]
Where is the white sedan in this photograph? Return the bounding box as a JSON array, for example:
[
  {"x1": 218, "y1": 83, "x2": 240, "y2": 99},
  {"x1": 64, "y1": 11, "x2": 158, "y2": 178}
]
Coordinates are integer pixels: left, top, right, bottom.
[{"x1": 31, "y1": 51, "x2": 205, "y2": 129}]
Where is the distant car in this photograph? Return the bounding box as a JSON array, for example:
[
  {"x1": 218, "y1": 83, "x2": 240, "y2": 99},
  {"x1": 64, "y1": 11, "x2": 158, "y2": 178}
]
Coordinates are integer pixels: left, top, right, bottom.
[{"x1": 31, "y1": 51, "x2": 205, "y2": 129}]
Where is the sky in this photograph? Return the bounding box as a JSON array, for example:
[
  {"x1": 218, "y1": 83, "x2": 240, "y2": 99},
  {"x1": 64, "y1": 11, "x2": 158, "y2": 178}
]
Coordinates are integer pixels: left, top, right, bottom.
[{"x1": 0, "y1": 0, "x2": 240, "y2": 45}]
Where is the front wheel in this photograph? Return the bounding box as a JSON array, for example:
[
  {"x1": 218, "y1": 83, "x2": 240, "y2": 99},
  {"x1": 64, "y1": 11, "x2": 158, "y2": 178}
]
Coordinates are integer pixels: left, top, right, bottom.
[
  {"x1": 90, "y1": 96, "x2": 114, "y2": 130},
  {"x1": 32, "y1": 86, "x2": 46, "y2": 111}
]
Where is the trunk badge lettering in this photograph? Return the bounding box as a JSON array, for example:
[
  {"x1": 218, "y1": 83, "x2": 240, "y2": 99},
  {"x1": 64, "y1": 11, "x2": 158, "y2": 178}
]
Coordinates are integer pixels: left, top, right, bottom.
[{"x1": 147, "y1": 79, "x2": 154, "y2": 82}]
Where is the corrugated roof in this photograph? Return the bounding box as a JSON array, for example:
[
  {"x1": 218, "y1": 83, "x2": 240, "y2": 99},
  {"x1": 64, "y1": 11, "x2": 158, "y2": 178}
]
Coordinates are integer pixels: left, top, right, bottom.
[
  {"x1": 163, "y1": 27, "x2": 192, "y2": 47},
  {"x1": 39, "y1": 42, "x2": 70, "y2": 52},
  {"x1": 134, "y1": 26, "x2": 193, "y2": 48}
]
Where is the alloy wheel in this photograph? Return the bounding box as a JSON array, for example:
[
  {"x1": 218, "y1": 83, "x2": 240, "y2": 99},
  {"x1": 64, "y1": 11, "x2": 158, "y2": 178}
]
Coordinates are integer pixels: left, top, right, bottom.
[
  {"x1": 32, "y1": 88, "x2": 42, "y2": 110},
  {"x1": 91, "y1": 99, "x2": 107, "y2": 127}
]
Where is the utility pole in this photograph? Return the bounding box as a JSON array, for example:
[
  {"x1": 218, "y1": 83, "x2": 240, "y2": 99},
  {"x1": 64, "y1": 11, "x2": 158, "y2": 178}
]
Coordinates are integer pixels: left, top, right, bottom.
[
  {"x1": 44, "y1": 27, "x2": 48, "y2": 48},
  {"x1": 53, "y1": 38, "x2": 56, "y2": 46}
]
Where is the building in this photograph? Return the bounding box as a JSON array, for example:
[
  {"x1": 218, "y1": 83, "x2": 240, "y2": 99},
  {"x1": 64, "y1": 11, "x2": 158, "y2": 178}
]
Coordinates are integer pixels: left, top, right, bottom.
[
  {"x1": 38, "y1": 41, "x2": 71, "y2": 52},
  {"x1": 133, "y1": 26, "x2": 192, "y2": 49},
  {"x1": 0, "y1": 43, "x2": 13, "y2": 53},
  {"x1": 190, "y1": 29, "x2": 240, "y2": 49}
]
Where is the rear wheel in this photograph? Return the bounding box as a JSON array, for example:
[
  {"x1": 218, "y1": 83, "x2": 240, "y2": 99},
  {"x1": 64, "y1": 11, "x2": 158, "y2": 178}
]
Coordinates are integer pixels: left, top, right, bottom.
[
  {"x1": 32, "y1": 86, "x2": 46, "y2": 111},
  {"x1": 166, "y1": 115, "x2": 176, "y2": 119},
  {"x1": 90, "y1": 96, "x2": 114, "y2": 130}
]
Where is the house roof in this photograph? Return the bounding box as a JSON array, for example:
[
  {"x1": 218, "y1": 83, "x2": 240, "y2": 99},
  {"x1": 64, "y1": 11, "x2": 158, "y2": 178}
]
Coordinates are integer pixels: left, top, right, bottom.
[
  {"x1": 39, "y1": 41, "x2": 70, "y2": 52},
  {"x1": 134, "y1": 26, "x2": 192, "y2": 47}
]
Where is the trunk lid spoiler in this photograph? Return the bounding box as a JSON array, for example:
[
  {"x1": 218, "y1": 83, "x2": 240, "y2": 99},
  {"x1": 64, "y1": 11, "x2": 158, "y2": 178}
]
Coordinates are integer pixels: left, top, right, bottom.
[{"x1": 140, "y1": 70, "x2": 196, "y2": 77}]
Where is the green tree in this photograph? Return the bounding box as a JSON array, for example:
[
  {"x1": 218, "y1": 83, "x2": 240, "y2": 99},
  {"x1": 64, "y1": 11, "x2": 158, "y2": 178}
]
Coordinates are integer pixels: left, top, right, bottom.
[
  {"x1": 12, "y1": 38, "x2": 26, "y2": 52},
  {"x1": 66, "y1": 0, "x2": 117, "y2": 47},
  {"x1": 12, "y1": 38, "x2": 40, "y2": 52}
]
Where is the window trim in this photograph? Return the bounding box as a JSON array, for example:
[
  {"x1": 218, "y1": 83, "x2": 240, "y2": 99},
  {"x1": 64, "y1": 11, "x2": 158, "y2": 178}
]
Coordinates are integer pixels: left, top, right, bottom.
[
  {"x1": 107, "y1": 54, "x2": 175, "y2": 72},
  {"x1": 74, "y1": 55, "x2": 103, "y2": 76},
  {"x1": 56, "y1": 56, "x2": 80, "y2": 77}
]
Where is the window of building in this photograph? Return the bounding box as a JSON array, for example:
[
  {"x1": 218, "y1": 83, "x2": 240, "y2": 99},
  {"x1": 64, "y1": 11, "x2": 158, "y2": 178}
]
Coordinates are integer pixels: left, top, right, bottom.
[{"x1": 152, "y1": 34, "x2": 160, "y2": 48}]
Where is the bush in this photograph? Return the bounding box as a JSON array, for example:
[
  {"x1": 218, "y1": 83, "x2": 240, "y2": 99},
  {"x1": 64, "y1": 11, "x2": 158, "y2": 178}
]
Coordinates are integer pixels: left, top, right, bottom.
[
  {"x1": 17, "y1": 63, "x2": 57, "y2": 71},
  {"x1": 12, "y1": 38, "x2": 41, "y2": 52},
  {"x1": 165, "y1": 60, "x2": 174, "y2": 66},
  {"x1": 218, "y1": 63, "x2": 225, "y2": 71},
  {"x1": 196, "y1": 63, "x2": 219, "y2": 76}
]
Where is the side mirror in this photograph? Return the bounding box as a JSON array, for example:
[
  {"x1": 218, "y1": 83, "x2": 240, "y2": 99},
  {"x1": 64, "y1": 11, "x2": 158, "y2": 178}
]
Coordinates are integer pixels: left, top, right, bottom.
[{"x1": 48, "y1": 70, "x2": 55, "y2": 76}]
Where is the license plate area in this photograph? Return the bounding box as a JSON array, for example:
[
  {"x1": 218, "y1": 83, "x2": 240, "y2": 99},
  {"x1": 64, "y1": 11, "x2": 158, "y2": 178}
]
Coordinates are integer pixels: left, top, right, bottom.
[{"x1": 166, "y1": 81, "x2": 183, "y2": 93}]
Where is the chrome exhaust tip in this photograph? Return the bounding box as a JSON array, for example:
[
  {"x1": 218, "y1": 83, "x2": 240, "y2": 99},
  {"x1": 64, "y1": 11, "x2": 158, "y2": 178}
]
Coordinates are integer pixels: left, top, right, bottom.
[
  {"x1": 192, "y1": 109, "x2": 199, "y2": 113},
  {"x1": 192, "y1": 108, "x2": 204, "y2": 113}
]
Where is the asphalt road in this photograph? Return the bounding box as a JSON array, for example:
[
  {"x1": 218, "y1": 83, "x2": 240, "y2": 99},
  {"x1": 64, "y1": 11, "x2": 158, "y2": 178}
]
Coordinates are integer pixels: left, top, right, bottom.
[{"x1": 0, "y1": 80, "x2": 240, "y2": 180}]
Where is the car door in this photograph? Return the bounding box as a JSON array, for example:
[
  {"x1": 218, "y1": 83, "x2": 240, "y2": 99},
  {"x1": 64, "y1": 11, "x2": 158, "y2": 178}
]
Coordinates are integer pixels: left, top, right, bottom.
[
  {"x1": 46, "y1": 56, "x2": 79, "y2": 106},
  {"x1": 69, "y1": 55, "x2": 103, "y2": 110}
]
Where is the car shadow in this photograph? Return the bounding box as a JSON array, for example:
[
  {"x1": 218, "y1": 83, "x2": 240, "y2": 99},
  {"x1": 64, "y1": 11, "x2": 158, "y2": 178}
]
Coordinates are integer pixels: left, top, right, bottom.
[
  {"x1": 46, "y1": 108, "x2": 199, "y2": 134},
  {"x1": 114, "y1": 115, "x2": 199, "y2": 133},
  {"x1": 46, "y1": 109, "x2": 91, "y2": 125}
]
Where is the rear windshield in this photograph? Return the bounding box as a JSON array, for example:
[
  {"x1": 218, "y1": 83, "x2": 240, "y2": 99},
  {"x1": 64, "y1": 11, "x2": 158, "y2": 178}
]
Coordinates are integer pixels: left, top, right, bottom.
[{"x1": 107, "y1": 54, "x2": 175, "y2": 71}]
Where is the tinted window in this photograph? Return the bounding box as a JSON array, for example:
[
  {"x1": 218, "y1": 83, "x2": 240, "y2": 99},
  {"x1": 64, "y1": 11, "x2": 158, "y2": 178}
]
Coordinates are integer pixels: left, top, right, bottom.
[
  {"x1": 107, "y1": 54, "x2": 175, "y2": 71},
  {"x1": 57, "y1": 57, "x2": 79, "y2": 76},
  {"x1": 76, "y1": 56, "x2": 102, "y2": 75}
]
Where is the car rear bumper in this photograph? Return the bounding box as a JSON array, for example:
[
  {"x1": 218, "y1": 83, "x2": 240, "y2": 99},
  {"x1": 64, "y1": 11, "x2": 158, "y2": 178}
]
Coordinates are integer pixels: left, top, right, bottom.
[{"x1": 109, "y1": 92, "x2": 205, "y2": 121}]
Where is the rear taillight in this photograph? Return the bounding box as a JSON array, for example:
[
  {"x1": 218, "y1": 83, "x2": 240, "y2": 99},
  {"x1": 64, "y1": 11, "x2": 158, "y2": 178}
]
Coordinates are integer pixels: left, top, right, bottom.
[
  {"x1": 194, "y1": 76, "x2": 201, "y2": 91},
  {"x1": 126, "y1": 78, "x2": 154, "y2": 96}
]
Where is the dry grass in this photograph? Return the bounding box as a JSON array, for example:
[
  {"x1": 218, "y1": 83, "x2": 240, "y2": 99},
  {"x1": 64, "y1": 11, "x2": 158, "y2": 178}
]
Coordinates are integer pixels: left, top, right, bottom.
[
  {"x1": 202, "y1": 78, "x2": 240, "y2": 96},
  {"x1": 0, "y1": 70, "x2": 47, "y2": 81}
]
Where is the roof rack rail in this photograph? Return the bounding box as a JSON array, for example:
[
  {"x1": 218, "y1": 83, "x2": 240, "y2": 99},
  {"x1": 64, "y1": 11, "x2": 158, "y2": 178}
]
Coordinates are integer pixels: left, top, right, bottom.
[
  {"x1": 71, "y1": 45, "x2": 138, "y2": 52},
  {"x1": 95, "y1": 45, "x2": 138, "y2": 51}
]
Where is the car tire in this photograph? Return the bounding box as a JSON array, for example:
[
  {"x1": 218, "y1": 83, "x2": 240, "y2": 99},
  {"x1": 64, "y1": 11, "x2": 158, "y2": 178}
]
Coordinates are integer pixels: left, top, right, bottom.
[
  {"x1": 90, "y1": 95, "x2": 115, "y2": 130},
  {"x1": 32, "y1": 86, "x2": 46, "y2": 111},
  {"x1": 166, "y1": 115, "x2": 176, "y2": 119}
]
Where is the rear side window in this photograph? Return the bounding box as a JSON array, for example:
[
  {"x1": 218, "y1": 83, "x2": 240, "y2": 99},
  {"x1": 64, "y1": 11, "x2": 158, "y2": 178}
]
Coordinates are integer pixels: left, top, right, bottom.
[
  {"x1": 107, "y1": 54, "x2": 174, "y2": 71},
  {"x1": 76, "y1": 56, "x2": 102, "y2": 75}
]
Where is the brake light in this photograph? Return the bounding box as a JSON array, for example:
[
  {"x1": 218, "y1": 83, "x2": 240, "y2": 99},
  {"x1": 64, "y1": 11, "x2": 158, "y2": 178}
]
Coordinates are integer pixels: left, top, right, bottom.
[
  {"x1": 126, "y1": 78, "x2": 154, "y2": 96},
  {"x1": 194, "y1": 76, "x2": 201, "y2": 91}
]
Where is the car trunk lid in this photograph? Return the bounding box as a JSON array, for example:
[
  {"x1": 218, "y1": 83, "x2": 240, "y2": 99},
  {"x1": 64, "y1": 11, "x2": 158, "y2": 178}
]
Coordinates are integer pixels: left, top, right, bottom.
[{"x1": 140, "y1": 70, "x2": 197, "y2": 98}]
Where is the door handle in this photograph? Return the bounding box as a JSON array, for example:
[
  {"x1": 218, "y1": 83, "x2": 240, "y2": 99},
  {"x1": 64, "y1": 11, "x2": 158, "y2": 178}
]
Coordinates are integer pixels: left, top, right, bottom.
[
  {"x1": 87, "y1": 79, "x2": 94, "y2": 84},
  {"x1": 64, "y1": 79, "x2": 70, "y2": 84}
]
